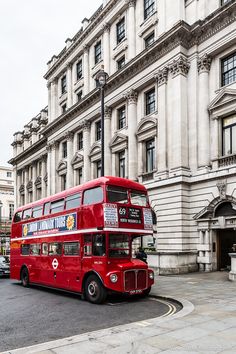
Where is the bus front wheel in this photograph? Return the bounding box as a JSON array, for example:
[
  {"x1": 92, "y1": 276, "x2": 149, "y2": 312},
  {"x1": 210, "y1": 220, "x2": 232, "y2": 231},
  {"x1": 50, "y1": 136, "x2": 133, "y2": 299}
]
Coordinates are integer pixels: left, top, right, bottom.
[
  {"x1": 84, "y1": 275, "x2": 107, "y2": 304},
  {"x1": 21, "y1": 267, "x2": 29, "y2": 287}
]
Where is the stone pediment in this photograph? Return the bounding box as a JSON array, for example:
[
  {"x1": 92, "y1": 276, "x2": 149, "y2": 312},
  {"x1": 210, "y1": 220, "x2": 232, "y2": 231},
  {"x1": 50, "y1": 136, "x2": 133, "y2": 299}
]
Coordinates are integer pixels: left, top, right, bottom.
[
  {"x1": 208, "y1": 88, "x2": 236, "y2": 118},
  {"x1": 71, "y1": 152, "x2": 83, "y2": 165},
  {"x1": 89, "y1": 142, "x2": 101, "y2": 157},
  {"x1": 136, "y1": 117, "x2": 157, "y2": 142},
  {"x1": 57, "y1": 159, "x2": 67, "y2": 172},
  {"x1": 109, "y1": 133, "x2": 128, "y2": 148}
]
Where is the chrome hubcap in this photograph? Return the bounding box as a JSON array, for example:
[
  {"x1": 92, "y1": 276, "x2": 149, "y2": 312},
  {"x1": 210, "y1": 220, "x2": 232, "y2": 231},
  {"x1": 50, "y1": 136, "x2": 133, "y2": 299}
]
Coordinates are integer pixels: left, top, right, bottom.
[{"x1": 88, "y1": 281, "x2": 97, "y2": 296}]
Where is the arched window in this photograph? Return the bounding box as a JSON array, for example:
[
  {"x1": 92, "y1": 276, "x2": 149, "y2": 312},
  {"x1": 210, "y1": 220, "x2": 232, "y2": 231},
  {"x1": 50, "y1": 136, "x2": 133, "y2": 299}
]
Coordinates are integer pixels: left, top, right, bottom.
[{"x1": 215, "y1": 202, "x2": 236, "y2": 217}]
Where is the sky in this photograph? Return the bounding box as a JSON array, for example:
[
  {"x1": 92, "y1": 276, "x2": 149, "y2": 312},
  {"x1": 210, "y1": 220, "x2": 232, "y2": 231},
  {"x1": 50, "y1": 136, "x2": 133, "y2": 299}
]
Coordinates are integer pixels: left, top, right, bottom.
[{"x1": 0, "y1": 0, "x2": 102, "y2": 166}]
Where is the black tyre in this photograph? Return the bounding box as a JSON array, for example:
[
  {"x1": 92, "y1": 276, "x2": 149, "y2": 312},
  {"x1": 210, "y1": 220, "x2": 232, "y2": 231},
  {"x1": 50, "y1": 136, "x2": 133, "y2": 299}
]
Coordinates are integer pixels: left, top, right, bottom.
[
  {"x1": 84, "y1": 275, "x2": 107, "y2": 304},
  {"x1": 141, "y1": 287, "x2": 151, "y2": 297},
  {"x1": 21, "y1": 267, "x2": 29, "y2": 287}
]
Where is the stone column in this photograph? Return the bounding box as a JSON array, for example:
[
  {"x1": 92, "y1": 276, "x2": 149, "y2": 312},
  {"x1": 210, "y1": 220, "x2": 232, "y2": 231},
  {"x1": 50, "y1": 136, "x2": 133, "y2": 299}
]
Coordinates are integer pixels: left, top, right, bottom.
[
  {"x1": 50, "y1": 141, "x2": 58, "y2": 195},
  {"x1": 41, "y1": 155, "x2": 47, "y2": 198},
  {"x1": 169, "y1": 56, "x2": 190, "y2": 170},
  {"x1": 155, "y1": 67, "x2": 168, "y2": 175},
  {"x1": 24, "y1": 166, "x2": 29, "y2": 205},
  {"x1": 47, "y1": 81, "x2": 52, "y2": 122},
  {"x1": 83, "y1": 45, "x2": 90, "y2": 95},
  {"x1": 32, "y1": 162, "x2": 37, "y2": 202},
  {"x1": 83, "y1": 120, "x2": 91, "y2": 182},
  {"x1": 51, "y1": 79, "x2": 58, "y2": 121},
  {"x1": 104, "y1": 106, "x2": 112, "y2": 175},
  {"x1": 46, "y1": 144, "x2": 52, "y2": 196},
  {"x1": 197, "y1": 54, "x2": 212, "y2": 168},
  {"x1": 126, "y1": 0, "x2": 136, "y2": 61},
  {"x1": 65, "y1": 131, "x2": 74, "y2": 188},
  {"x1": 16, "y1": 171, "x2": 21, "y2": 207},
  {"x1": 199, "y1": 230, "x2": 205, "y2": 272},
  {"x1": 124, "y1": 89, "x2": 138, "y2": 180},
  {"x1": 103, "y1": 24, "x2": 110, "y2": 75},
  {"x1": 66, "y1": 63, "x2": 73, "y2": 108}
]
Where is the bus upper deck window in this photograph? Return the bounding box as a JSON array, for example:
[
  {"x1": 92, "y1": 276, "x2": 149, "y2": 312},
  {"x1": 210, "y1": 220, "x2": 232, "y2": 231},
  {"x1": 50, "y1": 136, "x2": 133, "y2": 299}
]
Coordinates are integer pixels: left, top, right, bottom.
[
  {"x1": 13, "y1": 211, "x2": 22, "y2": 222},
  {"x1": 44, "y1": 202, "x2": 50, "y2": 215},
  {"x1": 65, "y1": 193, "x2": 81, "y2": 210},
  {"x1": 83, "y1": 187, "x2": 103, "y2": 205},
  {"x1": 22, "y1": 208, "x2": 32, "y2": 220},
  {"x1": 50, "y1": 199, "x2": 64, "y2": 214},
  {"x1": 107, "y1": 186, "x2": 128, "y2": 204},
  {"x1": 32, "y1": 206, "x2": 43, "y2": 218},
  {"x1": 130, "y1": 191, "x2": 147, "y2": 206}
]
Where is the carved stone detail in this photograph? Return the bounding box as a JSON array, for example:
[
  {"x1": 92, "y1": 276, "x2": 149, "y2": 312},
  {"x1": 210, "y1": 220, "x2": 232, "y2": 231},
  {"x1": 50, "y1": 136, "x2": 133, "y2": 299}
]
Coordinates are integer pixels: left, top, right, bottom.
[
  {"x1": 124, "y1": 89, "x2": 138, "y2": 104},
  {"x1": 217, "y1": 180, "x2": 227, "y2": 200},
  {"x1": 64, "y1": 131, "x2": 74, "y2": 141},
  {"x1": 82, "y1": 119, "x2": 91, "y2": 131},
  {"x1": 104, "y1": 106, "x2": 112, "y2": 119},
  {"x1": 198, "y1": 54, "x2": 212, "y2": 73},
  {"x1": 155, "y1": 67, "x2": 169, "y2": 86},
  {"x1": 169, "y1": 56, "x2": 190, "y2": 77},
  {"x1": 102, "y1": 22, "x2": 110, "y2": 33},
  {"x1": 125, "y1": 0, "x2": 136, "y2": 7}
]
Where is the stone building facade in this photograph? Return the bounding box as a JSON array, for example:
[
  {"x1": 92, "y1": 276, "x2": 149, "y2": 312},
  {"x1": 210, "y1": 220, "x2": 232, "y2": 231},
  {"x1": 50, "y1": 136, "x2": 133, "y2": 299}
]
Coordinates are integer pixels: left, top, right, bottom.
[{"x1": 10, "y1": 0, "x2": 236, "y2": 273}]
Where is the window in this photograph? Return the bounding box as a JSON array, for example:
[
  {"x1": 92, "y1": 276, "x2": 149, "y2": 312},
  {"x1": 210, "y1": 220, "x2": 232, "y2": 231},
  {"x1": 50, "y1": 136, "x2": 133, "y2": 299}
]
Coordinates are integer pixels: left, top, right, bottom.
[
  {"x1": 7, "y1": 172, "x2": 12, "y2": 177},
  {"x1": 62, "y1": 175, "x2": 67, "y2": 191},
  {"x1": 117, "y1": 56, "x2": 125, "y2": 70},
  {"x1": 77, "y1": 132, "x2": 83, "y2": 150},
  {"x1": 93, "y1": 234, "x2": 106, "y2": 256},
  {"x1": 13, "y1": 211, "x2": 22, "y2": 222},
  {"x1": 107, "y1": 186, "x2": 128, "y2": 204},
  {"x1": 96, "y1": 120, "x2": 101, "y2": 141},
  {"x1": 116, "y1": 18, "x2": 125, "y2": 44},
  {"x1": 44, "y1": 202, "x2": 50, "y2": 215},
  {"x1": 221, "y1": 52, "x2": 236, "y2": 86},
  {"x1": 62, "y1": 141, "x2": 67, "y2": 158},
  {"x1": 49, "y1": 243, "x2": 62, "y2": 256},
  {"x1": 42, "y1": 243, "x2": 48, "y2": 255},
  {"x1": 21, "y1": 244, "x2": 30, "y2": 256},
  {"x1": 64, "y1": 242, "x2": 80, "y2": 255},
  {"x1": 96, "y1": 160, "x2": 102, "y2": 178},
  {"x1": 222, "y1": 116, "x2": 236, "y2": 155},
  {"x1": 83, "y1": 186, "x2": 103, "y2": 205},
  {"x1": 76, "y1": 59, "x2": 83, "y2": 80},
  {"x1": 109, "y1": 234, "x2": 130, "y2": 257},
  {"x1": 65, "y1": 193, "x2": 81, "y2": 209},
  {"x1": 144, "y1": 0, "x2": 155, "y2": 20},
  {"x1": 30, "y1": 244, "x2": 40, "y2": 256},
  {"x1": 77, "y1": 90, "x2": 83, "y2": 102},
  {"x1": 221, "y1": 0, "x2": 231, "y2": 5},
  {"x1": 94, "y1": 41, "x2": 102, "y2": 64},
  {"x1": 84, "y1": 234, "x2": 92, "y2": 256},
  {"x1": 22, "y1": 208, "x2": 32, "y2": 220},
  {"x1": 9, "y1": 204, "x2": 14, "y2": 220},
  {"x1": 32, "y1": 205, "x2": 43, "y2": 218},
  {"x1": 130, "y1": 191, "x2": 147, "y2": 206},
  {"x1": 119, "y1": 151, "x2": 125, "y2": 178},
  {"x1": 146, "y1": 139, "x2": 155, "y2": 171},
  {"x1": 77, "y1": 168, "x2": 83, "y2": 185},
  {"x1": 145, "y1": 88, "x2": 156, "y2": 115},
  {"x1": 50, "y1": 199, "x2": 64, "y2": 214},
  {"x1": 118, "y1": 106, "x2": 126, "y2": 129},
  {"x1": 61, "y1": 75, "x2": 67, "y2": 94},
  {"x1": 145, "y1": 32, "x2": 154, "y2": 48}
]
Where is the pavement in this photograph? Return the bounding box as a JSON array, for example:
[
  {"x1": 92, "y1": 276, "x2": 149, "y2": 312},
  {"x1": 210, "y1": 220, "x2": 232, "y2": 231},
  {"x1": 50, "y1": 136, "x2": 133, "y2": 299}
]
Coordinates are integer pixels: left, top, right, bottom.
[{"x1": 2, "y1": 271, "x2": 236, "y2": 354}]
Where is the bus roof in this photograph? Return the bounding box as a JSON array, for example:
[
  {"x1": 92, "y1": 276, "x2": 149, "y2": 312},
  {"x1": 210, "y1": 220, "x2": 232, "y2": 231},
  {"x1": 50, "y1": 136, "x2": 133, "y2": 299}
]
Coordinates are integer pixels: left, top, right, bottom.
[{"x1": 15, "y1": 176, "x2": 147, "y2": 212}]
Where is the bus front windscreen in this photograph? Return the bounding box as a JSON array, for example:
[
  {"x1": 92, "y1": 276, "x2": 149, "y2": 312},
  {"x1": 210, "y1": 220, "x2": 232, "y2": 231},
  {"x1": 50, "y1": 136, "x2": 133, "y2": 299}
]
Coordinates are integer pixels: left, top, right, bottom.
[
  {"x1": 107, "y1": 186, "x2": 128, "y2": 204},
  {"x1": 109, "y1": 234, "x2": 130, "y2": 257},
  {"x1": 130, "y1": 191, "x2": 147, "y2": 206}
]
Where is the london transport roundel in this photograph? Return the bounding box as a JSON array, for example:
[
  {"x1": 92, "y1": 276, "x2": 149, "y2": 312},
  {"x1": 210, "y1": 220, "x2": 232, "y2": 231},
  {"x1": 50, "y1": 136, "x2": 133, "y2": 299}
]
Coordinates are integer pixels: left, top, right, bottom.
[{"x1": 52, "y1": 258, "x2": 59, "y2": 270}]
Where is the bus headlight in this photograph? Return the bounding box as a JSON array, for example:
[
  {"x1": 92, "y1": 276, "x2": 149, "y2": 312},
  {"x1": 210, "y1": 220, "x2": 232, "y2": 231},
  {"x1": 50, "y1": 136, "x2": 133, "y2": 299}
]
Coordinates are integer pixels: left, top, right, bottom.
[
  {"x1": 149, "y1": 271, "x2": 154, "y2": 280},
  {"x1": 110, "y1": 274, "x2": 118, "y2": 283}
]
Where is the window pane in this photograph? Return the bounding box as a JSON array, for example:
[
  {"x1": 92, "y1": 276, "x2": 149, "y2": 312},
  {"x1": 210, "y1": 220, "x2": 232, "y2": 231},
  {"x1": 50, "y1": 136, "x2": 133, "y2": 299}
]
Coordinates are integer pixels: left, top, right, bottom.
[
  {"x1": 49, "y1": 243, "x2": 62, "y2": 255},
  {"x1": 14, "y1": 211, "x2": 22, "y2": 222},
  {"x1": 83, "y1": 187, "x2": 103, "y2": 205},
  {"x1": 232, "y1": 125, "x2": 236, "y2": 153},
  {"x1": 21, "y1": 244, "x2": 30, "y2": 255},
  {"x1": 30, "y1": 244, "x2": 41, "y2": 256},
  {"x1": 42, "y1": 243, "x2": 48, "y2": 255},
  {"x1": 23, "y1": 208, "x2": 32, "y2": 220},
  {"x1": 32, "y1": 206, "x2": 43, "y2": 218},
  {"x1": 223, "y1": 127, "x2": 231, "y2": 155},
  {"x1": 92, "y1": 234, "x2": 106, "y2": 256},
  {"x1": 65, "y1": 193, "x2": 81, "y2": 209},
  {"x1": 44, "y1": 202, "x2": 50, "y2": 215},
  {"x1": 130, "y1": 191, "x2": 147, "y2": 206},
  {"x1": 107, "y1": 186, "x2": 128, "y2": 203},
  {"x1": 64, "y1": 242, "x2": 80, "y2": 255},
  {"x1": 109, "y1": 234, "x2": 129, "y2": 257},
  {"x1": 51, "y1": 199, "x2": 64, "y2": 214}
]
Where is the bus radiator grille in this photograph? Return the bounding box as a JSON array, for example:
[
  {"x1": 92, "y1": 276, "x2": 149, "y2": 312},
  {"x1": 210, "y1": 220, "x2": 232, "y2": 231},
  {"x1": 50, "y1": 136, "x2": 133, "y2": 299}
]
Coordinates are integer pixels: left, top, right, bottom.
[{"x1": 124, "y1": 270, "x2": 147, "y2": 291}]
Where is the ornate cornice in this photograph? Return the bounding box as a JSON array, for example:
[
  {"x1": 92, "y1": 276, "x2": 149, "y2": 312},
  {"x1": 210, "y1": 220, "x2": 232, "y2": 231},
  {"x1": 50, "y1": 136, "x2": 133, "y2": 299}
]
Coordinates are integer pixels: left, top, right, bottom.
[
  {"x1": 169, "y1": 55, "x2": 190, "y2": 77},
  {"x1": 198, "y1": 53, "x2": 212, "y2": 73},
  {"x1": 125, "y1": 0, "x2": 136, "y2": 7},
  {"x1": 64, "y1": 131, "x2": 74, "y2": 141},
  {"x1": 154, "y1": 67, "x2": 169, "y2": 86}
]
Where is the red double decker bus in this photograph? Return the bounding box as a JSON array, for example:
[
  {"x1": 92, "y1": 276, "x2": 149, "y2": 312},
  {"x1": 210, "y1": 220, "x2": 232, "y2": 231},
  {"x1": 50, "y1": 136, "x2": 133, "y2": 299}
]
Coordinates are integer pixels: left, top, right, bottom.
[{"x1": 10, "y1": 177, "x2": 154, "y2": 303}]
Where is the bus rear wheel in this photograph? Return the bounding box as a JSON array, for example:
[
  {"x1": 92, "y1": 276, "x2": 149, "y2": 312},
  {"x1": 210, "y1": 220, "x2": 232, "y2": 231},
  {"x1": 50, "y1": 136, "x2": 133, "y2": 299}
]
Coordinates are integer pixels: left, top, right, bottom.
[
  {"x1": 85, "y1": 275, "x2": 107, "y2": 304},
  {"x1": 21, "y1": 267, "x2": 29, "y2": 287}
]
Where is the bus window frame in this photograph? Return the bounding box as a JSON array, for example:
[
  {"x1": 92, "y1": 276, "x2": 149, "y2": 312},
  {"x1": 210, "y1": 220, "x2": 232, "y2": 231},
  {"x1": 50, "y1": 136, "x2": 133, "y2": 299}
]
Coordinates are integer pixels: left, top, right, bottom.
[
  {"x1": 82, "y1": 186, "x2": 104, "y2": 206},
  {"x1": 22, "y1": 208, "x2": 32, "y2": 220},
  {"x1": 63, "y1": 241, "x2": 80, "y2": 256}
]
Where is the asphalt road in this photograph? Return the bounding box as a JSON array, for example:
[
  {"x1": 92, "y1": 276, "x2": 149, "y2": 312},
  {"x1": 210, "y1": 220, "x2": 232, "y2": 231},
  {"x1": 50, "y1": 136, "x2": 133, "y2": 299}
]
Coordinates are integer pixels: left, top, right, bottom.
[{"x1": 0, "y1": 278, "x2": 181, "y2": 352}]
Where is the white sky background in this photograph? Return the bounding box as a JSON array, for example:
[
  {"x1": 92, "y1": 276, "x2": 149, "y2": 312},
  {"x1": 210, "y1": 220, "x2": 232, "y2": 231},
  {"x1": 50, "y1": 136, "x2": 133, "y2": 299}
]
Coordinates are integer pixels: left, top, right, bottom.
[{"x1": 0, "y1": 0, "x2": 102, "y2": 166}]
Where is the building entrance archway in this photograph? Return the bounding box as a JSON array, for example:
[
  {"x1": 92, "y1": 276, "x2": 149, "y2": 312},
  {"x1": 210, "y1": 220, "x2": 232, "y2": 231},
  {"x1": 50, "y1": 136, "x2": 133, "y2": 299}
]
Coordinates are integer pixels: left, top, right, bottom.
[{"x1": 218, "y1": 230, "x2": 236, "y2": 270}]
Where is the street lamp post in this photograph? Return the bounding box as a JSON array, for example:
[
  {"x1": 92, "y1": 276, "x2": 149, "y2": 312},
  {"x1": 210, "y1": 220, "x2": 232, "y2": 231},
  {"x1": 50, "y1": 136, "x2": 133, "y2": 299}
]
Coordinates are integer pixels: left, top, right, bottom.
[{"x1": 96, "y1": 69, "x2": 109, "y2": 177}]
